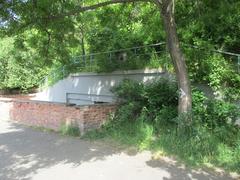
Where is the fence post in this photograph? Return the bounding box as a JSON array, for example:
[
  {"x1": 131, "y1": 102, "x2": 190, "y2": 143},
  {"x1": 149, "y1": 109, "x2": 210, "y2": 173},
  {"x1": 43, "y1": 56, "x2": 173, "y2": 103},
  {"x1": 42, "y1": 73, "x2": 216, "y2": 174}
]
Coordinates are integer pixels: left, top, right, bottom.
[
  {"x1": 90, "y1": 54, "x2": 93, "y2": 71},
  {"x1": 66, "y1": 93, "x2": 69, "y2": 105}
]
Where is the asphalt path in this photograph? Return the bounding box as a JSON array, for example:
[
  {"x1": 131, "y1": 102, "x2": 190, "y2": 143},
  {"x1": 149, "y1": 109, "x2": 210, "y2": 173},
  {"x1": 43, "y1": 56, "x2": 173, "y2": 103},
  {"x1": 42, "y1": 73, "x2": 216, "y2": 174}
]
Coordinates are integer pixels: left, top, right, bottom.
[{"x1": 0, "y1": 107, "x2": 238, "y2": 180}]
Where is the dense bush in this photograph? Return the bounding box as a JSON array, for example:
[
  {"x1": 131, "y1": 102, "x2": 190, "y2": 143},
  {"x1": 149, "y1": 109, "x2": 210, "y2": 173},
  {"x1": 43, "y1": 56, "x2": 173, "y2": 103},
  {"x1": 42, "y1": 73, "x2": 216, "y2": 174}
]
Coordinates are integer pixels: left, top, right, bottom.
[
  {"x1": 192, "y1": 89, "x2": 240, "y2": 147},
  {"x1": 0, "y1": 37, "x2": 48, "y2": 92},
  {"x1": 192, "y1": 90, "x2": 240, "y2": 128},
  {"x1": 184, "y1": 45, "x2": 240, "y2": 102},
  {"x1": 111, "y1": 78, "x2": 178, "y2": 127},
  {"x1": 110, "y1": 79, "x2": 240, "y2": 132},
  {"x1": 86, "y1": 79, "x2": 240, "y2": 172}
]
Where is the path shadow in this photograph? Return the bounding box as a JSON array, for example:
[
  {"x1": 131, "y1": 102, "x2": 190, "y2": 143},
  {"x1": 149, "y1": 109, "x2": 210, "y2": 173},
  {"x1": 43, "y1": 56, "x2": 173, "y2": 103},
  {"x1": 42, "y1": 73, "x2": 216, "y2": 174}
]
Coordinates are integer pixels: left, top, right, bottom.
[
  {"x1": 146, "y1": 158, "x2": 237, "y2": 180},
  {"x1": 0, "y1": 121, "x2": 120, "y2": 180},
  {"x1": 0, "y1": 120, "x2": 238, "y2": 180}
]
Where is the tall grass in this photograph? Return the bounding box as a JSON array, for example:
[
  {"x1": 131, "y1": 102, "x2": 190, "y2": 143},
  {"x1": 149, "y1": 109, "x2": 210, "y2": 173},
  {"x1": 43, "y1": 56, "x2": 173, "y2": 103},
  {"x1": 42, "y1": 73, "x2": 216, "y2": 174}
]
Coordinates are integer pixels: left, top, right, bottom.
[
  {"x1": 59, "y1": 123, "x2": 80, "y2": 137},
  {"x1": 84, "y1": 78, "x2": 240, "y2": 173}
]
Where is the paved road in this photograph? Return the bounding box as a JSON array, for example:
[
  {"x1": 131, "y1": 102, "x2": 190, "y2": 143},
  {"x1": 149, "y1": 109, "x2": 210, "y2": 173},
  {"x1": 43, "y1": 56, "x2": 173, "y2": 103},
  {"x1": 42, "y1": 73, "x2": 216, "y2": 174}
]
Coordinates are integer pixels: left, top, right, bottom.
[{"x1": 0, "y1": 119, "x2": 238, "y2": 180}]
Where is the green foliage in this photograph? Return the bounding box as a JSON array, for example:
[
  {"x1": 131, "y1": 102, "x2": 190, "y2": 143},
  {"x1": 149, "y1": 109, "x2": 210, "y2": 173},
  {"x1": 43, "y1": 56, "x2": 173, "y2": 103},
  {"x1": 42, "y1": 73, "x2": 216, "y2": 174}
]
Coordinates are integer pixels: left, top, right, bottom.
[
  {"x1": 144, "y1": 78, "x2": 178, "y2": 109},
  {"x1": 153, "y1": 127, "x2": 240, "y2": 172},
  {"x1": 176, "y1": 0, "x2": 240, "y2": 52},
  {"x1": 201, "y1": 54, "x2": 240, "y2": 101},
  {"x1": 86, "y1": 79, "x2": 240, "y2": 172},
  {"x1": 0, "y1": 37, "x2": 48, "y2": 91},
  {"x1": 1, "y1": 0, "x2": 240, "y2": 96},
  {"x1": 184, "y1": 46, "x2": 240, "y2": 101},
  {"x1": 1, "y1": 2, "x2": 239, "y2": 172},
  {"x1": 192, "y1": 89, "x2": 240, "y2": 147},
  {"x1": 192, "y1": 89, "x2": 207, "y2": 115},
  {"x1": 192, "y1": 89, "x2": 240, "y2": 130},
  {"x1": 112, "y1": 78, "x2": 178, "y2": 107},
  {"x1": 204, "y1": 100, "x2": 239, "y2": 128},
  {"x1": 178, "y1": 0, "x2": 240, "y2": 101},
  {"x1": 153, "y1": 106, "x2": 178, "y2": 132},
  {"x1": 111, "y1": 78, "x2": 178, "y2": 125},
  {"x1": 85, "y1": 106, "x2": 154, "y2": 150},
  {"x1": 59, "y1": 123, "x2": 80, "y2": 137},
  {"x1": 111, "y1": 79, "x2": 145, "y2": 103}
]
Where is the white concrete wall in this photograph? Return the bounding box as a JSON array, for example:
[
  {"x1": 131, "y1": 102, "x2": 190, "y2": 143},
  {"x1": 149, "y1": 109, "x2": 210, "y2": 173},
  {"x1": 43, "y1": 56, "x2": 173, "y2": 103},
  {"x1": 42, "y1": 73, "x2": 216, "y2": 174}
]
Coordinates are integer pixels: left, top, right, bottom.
[
  {"x1": 0, "y1": 100, "x2": 12, "y2": 121},
  {"x1": 32, "y1": 69, "x2": 168, "y2": 105}
]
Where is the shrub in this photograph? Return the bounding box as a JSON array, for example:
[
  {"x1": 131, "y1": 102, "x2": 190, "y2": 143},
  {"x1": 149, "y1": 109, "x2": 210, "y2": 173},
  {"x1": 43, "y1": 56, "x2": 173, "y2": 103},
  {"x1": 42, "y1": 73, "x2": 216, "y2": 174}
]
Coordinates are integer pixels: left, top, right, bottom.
[
  {"x1": 86, "y1": 79, "x2": 240, "y2": 173},
  {"x1": 154, "y1": 106, "x2": 178, "y2": 131},
  {"x1": 144, "y1": 78, "x2": 178, "y2": 111},
  {"x1": 111, "y1": 79, "x2": 145, "y2": 103},
  {"x1": 59, "y1": 123, "x2": 80, "y2": 137},
  {"x1": 111, "y1": 78, "x2": 178, "y2": 127},
  {"x1": 192, "y1": 89, "x2": 240, "y2": 146},
  {"x1": 205, "y1": 100, "x2": 239, "y2": 127},
  {"x1": 193, "y1": 89, "x2": 239, "y2": 127},
  {"x1": 203, "y1": 54, "x2": 240, "y2": 101}
]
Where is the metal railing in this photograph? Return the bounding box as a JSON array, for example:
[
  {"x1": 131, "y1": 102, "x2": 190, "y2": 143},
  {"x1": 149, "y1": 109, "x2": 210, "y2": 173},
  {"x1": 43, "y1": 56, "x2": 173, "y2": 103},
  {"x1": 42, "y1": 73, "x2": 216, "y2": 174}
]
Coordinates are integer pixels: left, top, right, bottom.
[
  {"x1": 39, "y1": 42, "x2": 168, "y2": 86},
  {"x1": 183, "y1": 43, "x2": 240, "y2": 72},
  {"x1": 40, "y1": 42, "x2": 240, "y2": 87},
  {"x1": 66, "y1": 92, "x2": 115, "y2": 105}
]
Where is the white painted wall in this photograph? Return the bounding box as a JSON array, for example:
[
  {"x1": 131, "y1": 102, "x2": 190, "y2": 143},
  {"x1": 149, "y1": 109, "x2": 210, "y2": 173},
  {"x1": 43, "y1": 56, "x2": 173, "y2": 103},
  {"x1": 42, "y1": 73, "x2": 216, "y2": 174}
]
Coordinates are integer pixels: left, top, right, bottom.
[{"x1": 32, "y1": 69, "x2": 168, "y2": 105}]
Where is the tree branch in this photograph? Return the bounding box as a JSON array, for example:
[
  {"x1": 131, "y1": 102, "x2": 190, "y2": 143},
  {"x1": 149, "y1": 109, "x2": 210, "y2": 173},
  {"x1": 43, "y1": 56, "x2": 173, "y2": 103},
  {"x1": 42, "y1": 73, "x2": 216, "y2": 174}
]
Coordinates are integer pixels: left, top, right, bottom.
[{"x1": 47, "y1": 0, "x2": 149, "y2": 20}]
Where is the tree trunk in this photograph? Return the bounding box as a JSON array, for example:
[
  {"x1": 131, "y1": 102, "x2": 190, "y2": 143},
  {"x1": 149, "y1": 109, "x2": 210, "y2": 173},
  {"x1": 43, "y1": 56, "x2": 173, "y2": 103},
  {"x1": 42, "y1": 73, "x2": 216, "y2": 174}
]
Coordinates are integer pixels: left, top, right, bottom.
[
  {"x1": 156, "y1": 0, "x2": 192, "y2": 114},
  {"x1": 80, "y1": 26, "x2": 86, "y2": 60}
]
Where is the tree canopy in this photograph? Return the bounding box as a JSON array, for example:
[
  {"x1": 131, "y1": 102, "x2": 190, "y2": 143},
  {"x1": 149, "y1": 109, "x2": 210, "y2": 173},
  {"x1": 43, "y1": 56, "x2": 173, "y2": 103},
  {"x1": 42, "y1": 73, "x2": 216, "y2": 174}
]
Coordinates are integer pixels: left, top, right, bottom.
[{"x1": 0, "y1": 0, "x2": 239, "y2": 101}]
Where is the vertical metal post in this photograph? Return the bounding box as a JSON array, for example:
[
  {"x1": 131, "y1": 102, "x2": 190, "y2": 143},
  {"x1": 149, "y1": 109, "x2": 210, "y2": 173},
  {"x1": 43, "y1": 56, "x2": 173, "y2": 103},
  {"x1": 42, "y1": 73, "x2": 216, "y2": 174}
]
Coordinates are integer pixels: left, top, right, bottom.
[
  {"x1": 164, "y1": 43, "x2": 168, "y2": 72},
  {"x1": 66, "y1": 93, "x2": 69, "y2": 105},
  {"x1": 90, "y1": 54, "x2": 93, "y2": 71}
]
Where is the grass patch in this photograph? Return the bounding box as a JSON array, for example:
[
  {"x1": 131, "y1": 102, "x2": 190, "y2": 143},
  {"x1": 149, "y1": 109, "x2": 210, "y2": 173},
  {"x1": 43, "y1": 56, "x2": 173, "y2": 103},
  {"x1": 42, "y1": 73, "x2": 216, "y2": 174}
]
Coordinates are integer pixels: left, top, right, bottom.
[
  {"x1": 30, "y1": 125, "x2": 56, "y2": 133},
  {"x1": 85, "y1": 119, "x2": 240, "y2": 173},
  {"x1": 84, "y1": 78, "x2": 240, "y2": 173},
  {"x1": 30, "y1": 124, "x2": 81, "y2": 137},
  {"x1": 59, "y1": 123, "x2": 81, "y2": 137}
]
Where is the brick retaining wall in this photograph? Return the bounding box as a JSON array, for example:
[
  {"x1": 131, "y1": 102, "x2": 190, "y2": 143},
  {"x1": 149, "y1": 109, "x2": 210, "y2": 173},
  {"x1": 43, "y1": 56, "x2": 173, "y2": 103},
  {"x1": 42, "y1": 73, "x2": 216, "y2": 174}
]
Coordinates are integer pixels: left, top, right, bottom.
[{"x1": 0, "y1": 98, "x2": 116, "y2": 134}]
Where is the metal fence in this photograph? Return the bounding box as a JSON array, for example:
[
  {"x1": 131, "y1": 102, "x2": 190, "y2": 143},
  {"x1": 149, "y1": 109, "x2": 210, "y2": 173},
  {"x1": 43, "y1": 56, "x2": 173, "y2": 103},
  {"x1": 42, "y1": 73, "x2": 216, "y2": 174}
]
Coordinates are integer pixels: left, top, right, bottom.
[
  {"x1": 40, "y1": 42, "x2": 240, "y2": 86},
  {"x1": 66, "y1": 92, "x2": 115, "y2": 105},
  {"x1": 183, "y1": 43, "x2": 240, "y2": 73}
]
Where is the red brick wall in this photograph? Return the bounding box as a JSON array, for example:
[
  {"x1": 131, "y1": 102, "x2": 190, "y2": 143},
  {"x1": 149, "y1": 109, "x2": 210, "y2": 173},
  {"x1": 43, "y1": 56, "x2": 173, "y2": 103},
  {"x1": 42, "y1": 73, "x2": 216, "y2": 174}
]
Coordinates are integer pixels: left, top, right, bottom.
[{"x1": 7, "y1": 100, "x2": 116, "y2": 134}]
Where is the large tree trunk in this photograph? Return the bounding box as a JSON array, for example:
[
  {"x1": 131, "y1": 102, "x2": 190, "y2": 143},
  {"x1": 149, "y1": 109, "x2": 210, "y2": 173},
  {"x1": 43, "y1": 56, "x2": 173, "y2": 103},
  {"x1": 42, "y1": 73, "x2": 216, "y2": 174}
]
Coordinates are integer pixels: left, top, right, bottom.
[{"x1": 156, "y1": 0, "x2": 192, "y2": 114}]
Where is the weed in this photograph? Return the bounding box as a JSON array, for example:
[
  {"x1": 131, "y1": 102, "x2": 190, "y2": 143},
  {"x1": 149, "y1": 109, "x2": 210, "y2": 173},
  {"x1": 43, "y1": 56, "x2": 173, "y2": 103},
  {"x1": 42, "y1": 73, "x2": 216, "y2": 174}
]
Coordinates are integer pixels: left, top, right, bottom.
[
  {"x1": 59, "y1": 123, "x2": 80, "y2": 137},
  {"x1": 85, "y1": 79, "x2": 240, "y2": 173}
]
